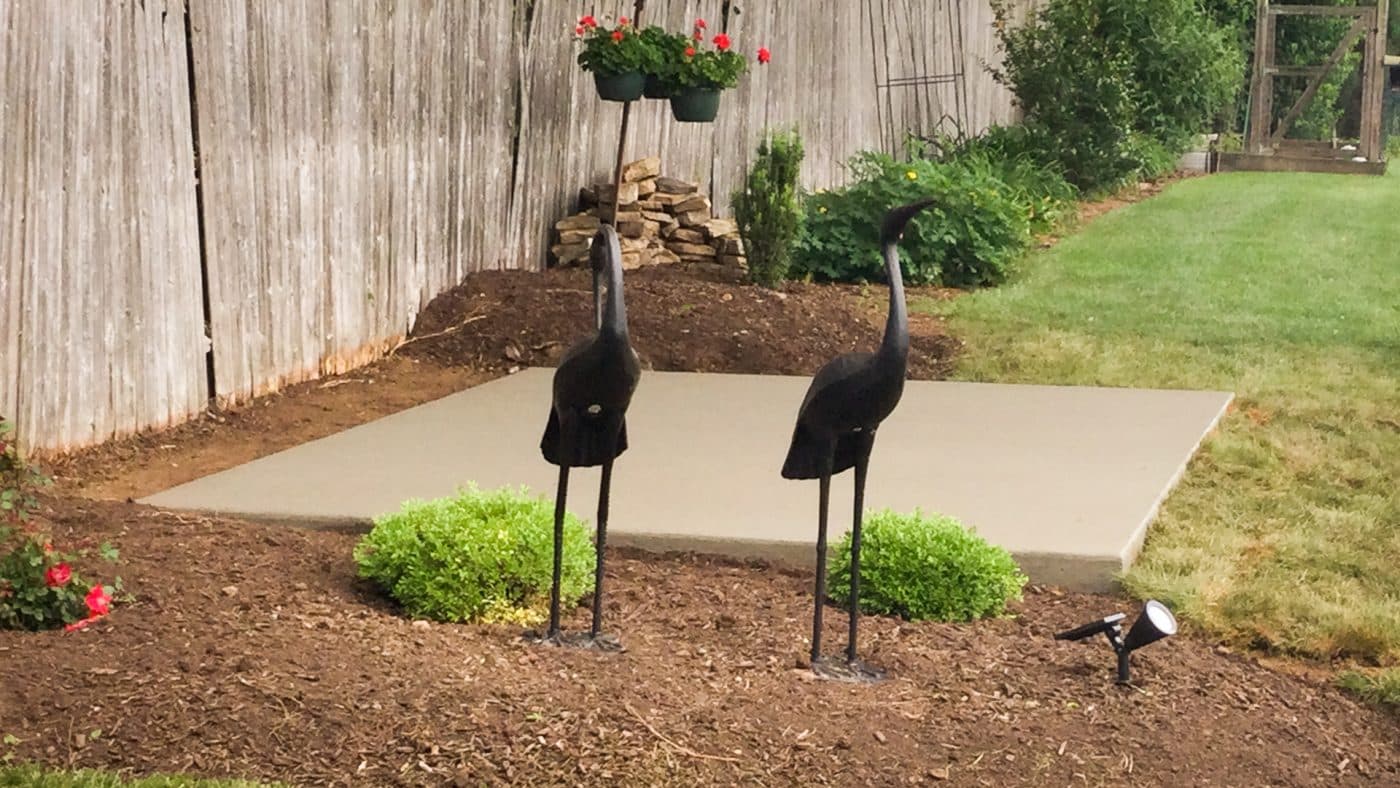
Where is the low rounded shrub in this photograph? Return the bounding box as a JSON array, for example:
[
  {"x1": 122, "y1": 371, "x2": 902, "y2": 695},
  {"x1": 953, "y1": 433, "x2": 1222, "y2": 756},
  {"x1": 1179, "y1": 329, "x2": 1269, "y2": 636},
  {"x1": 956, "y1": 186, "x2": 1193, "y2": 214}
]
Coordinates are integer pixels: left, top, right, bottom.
[
  {"x1": 793, "y1": 151, "x2": 1031, "y2": 288},
  {"x1": 353, "y1": 486, "x2": 595, "y2": 625},
  {"x1": 827, "y1": 509, "x2": 1027, "y2": 622}
]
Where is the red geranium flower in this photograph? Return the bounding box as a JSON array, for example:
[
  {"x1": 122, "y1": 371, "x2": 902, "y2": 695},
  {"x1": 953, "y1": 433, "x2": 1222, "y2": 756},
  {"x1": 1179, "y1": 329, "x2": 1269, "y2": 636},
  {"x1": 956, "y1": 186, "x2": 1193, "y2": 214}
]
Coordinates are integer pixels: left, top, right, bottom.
[
  {"x1": 618, "y1": 16, "x2": 629, "y2": 25},
  {"x1": 579, "y1": 15, "x2": 597, "y2": 28},
  {"x1": 693, "y1": 31, "x2": 704, "y2": 41},
  {"x1": 757, "y1": 46, "x2": 771, "y2": 64},
  {"x1": 575, "y1": 25, "x2": 585, "y2": 36},
  {"x1": 85, "y1": 584, "x2": 111, "y2": 617},
  {"x1": 44, "y1": 563, "x2": 71, "y2": 588},
  {"x1": 713, "y1": 33, "x2": 731, "y2": 51},
  {"x1": 694, "y1": 18, "x2": 707, "y2": 30},
  {"x1": 685, "y1": 45, "x2": 696, "y2": 58},
  {"x1": 611, "y1": 29, "x2": 624, "y2": 42}
]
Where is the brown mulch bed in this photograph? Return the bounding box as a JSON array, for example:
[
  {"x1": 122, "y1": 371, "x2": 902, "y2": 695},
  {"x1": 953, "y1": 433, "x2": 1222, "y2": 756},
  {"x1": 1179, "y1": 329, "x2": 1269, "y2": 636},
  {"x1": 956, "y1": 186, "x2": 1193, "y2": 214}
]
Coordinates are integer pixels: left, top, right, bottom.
[
  {"x1": 3, "y1": 497, "x2": 1397, "y2": 786},
  {"x1": 401, "y1": 263, "x2": 959, "y2": 379}
]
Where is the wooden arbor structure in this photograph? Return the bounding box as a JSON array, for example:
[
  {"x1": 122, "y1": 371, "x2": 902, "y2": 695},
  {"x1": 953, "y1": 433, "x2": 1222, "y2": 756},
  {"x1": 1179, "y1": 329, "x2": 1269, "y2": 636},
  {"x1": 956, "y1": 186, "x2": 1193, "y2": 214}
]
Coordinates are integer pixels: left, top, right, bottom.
[{"x1": 1226, "y1": 0, "x2": 1391, "y2": 175}]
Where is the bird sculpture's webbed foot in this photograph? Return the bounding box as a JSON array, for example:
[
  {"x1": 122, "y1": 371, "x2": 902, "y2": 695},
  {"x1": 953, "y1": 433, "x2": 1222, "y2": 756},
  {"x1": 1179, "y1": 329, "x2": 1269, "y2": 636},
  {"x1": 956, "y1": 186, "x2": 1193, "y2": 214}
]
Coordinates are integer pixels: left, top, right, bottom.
[
  {"x1": 521, "y1": 629, "x2": 621, "y2": 652},
  {"x1": 811, "y1": 655, "x2": 886, "y2": 684}
]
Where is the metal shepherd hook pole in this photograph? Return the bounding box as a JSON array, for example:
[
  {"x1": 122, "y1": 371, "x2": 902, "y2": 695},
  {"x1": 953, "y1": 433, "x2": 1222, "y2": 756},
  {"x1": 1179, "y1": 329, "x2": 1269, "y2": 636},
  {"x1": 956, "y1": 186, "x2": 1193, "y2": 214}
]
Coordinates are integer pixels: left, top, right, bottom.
[{"x1": 607, "y1": 0, "x2": 648, "y2": 226}]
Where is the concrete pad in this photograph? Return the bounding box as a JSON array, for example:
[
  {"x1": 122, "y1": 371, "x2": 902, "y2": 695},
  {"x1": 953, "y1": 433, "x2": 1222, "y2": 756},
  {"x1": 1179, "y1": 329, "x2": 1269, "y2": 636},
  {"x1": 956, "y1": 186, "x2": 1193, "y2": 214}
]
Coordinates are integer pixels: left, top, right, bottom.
[{"x1": 142, "y1": 369, "x2": 1232, "y2": 592}]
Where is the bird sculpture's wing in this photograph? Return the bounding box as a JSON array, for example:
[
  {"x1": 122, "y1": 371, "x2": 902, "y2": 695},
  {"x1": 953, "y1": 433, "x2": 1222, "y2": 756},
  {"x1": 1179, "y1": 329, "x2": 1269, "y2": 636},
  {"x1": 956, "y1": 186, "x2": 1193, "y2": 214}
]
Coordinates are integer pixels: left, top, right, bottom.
[{"x1": 781, "y1": 353, "x2": 876, "y2": 479}]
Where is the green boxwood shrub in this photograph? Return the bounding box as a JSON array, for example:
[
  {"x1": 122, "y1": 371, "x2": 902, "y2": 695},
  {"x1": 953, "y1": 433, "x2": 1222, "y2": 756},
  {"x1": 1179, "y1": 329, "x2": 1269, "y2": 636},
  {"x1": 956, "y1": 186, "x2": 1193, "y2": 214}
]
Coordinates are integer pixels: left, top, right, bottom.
[
  {"x1": 353, "y1": 486, "x2": 594, "y2": 625},
  {"x1": 793, "y1": 150, "x2": 1032, "y2": 288},
  {"x1": 827, "y1": 509, "x2": 1027, "y2": 622}
]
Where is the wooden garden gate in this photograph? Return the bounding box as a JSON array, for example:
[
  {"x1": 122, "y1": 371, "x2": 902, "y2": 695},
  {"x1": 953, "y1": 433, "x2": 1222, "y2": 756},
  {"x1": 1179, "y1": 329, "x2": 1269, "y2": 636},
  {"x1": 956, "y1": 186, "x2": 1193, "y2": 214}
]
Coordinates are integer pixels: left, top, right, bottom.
[{"x1": 1232, "y1": 0, "x2": 1391, "y2": 174}]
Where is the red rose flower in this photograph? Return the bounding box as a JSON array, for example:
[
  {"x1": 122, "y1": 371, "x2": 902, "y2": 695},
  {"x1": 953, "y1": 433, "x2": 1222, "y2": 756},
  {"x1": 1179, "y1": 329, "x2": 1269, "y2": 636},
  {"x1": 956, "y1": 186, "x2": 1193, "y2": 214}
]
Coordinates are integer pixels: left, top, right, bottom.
[
  {"x1": 713, "y1": 33, "x2": 731, "y2": 51},
  {"x1": 685, "y1": 46, "x2": 696, "y2": 58},
  {"x1": 757, "y1": 46, "x2": 771, "y2": 64},
  {"x1": 85, "y1": 584, "x2": 111, "y2": 617},
  {"x1": 611, "y1": 29, "x2": 624, "y2": 42},
  {"x1": 44, "y1": 563, "x2": 71, "y2": 588}
]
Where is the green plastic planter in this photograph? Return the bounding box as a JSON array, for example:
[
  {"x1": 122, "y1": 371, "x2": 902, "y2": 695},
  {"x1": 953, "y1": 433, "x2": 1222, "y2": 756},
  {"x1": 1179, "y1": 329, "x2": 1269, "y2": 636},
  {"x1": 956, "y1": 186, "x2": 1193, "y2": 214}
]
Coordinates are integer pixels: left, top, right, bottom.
[
  {"x1": 669, "y1": 87, "x2": 721, "y2": 122},
  {"x1": 593, "y1": 71, "x2": 645, "y2": 102},
  {"x1": 642, "y1": 74, "x2": 671, "y2": 99}
]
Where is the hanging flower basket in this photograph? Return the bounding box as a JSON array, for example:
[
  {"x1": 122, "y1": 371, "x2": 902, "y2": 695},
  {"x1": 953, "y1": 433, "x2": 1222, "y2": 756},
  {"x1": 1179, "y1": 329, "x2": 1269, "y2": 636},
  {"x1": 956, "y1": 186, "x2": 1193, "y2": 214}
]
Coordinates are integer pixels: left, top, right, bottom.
[
  {"x1": 594, "y1": 71, "x2": 645, "y2": 102},
  {"x1": 669, "y1": 87, "x2": 721, "y2": 122},
  {"x1": 643, "y1": 73, "x2": 672, "y2": 99}
]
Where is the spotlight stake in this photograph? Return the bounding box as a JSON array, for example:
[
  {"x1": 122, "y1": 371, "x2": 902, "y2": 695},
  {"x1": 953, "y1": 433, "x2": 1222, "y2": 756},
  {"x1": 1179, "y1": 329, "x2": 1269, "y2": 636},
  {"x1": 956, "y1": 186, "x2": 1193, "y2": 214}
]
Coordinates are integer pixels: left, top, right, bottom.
[{"x1": 1055, "y1": 600, "x2": 1178, "y2": 685}]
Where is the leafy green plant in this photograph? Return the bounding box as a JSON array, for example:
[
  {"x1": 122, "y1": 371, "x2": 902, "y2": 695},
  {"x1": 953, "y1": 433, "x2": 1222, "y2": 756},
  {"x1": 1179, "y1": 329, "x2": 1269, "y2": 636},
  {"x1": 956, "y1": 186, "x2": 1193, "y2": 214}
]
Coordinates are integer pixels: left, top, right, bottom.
[
  {"x1": 931, "y1": 130, "x2": 1077, "y2": 235},
  {"x1": 733, "y1": 128, "x2": 805, "y2": 287},
  {"x1": 637, "y1": 25, "x2": 688, "y2": 84},
  {"x1": 353, "y1": 486, "x2": 595, "y2": 625},
  {"x1": 992, "y1": 0, "x2": 1242, "y2": 192},
  {"x1": 827, "y1": 509, "x2": 1027, "y2": 622},
  {"x1": 574, "y1": 15, "x2": 650, "y2": 77},
  {"x1": 793, "y1": 150, "x2": 1031, "y2": 288}
]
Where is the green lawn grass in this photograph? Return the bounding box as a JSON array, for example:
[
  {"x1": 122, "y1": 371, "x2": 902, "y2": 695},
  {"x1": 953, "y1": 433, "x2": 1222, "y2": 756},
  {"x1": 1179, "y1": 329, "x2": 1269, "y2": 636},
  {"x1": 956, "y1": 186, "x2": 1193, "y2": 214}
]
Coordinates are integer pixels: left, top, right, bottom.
[
  {"x1": 0, "y1": 766, "x2": 271, "y2": 787},
  {"x1": 918, "y1": 172, "x2": 1400, "y2": 688}
]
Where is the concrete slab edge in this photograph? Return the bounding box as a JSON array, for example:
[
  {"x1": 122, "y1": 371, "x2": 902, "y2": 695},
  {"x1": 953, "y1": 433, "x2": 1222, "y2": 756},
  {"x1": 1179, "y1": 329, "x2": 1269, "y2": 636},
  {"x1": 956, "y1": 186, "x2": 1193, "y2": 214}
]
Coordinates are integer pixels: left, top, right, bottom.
[{"x1": 1116, "y1": 392, "x2": 1235, "y2": 577}]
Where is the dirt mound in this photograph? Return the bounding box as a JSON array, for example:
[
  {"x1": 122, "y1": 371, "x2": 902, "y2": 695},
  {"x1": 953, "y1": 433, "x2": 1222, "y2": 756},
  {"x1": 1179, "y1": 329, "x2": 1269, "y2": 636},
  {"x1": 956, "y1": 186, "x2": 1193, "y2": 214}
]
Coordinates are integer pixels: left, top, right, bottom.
[{"x1": 404, "y1": 265, "x2": 959, "y2": 380}]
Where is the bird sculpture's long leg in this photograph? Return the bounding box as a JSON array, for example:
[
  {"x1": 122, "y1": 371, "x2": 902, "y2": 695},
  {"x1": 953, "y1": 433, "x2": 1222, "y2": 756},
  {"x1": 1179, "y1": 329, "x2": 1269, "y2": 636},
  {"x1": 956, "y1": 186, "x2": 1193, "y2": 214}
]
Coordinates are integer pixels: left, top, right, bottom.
[
  {"x1": 590, "y1": 455, "x2": 614, "y2": 640},
  {"x1": 847, "y1": 445, "x2": 871, "y2": 664},
  {"x1": 811, "y1": 452, "x2": 834, "y2": 665},
  {"x1": 547, "y1": 463, "x2": 571, "y2": 639}
]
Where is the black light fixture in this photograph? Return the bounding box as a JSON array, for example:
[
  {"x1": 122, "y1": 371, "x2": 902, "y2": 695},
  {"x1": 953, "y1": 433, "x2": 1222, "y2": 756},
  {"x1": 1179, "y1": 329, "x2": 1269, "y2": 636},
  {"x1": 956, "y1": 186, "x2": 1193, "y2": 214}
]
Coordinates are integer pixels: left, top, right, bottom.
[{"x1": 1055, "y1": 600, "x2": 1178, "y2": 684}]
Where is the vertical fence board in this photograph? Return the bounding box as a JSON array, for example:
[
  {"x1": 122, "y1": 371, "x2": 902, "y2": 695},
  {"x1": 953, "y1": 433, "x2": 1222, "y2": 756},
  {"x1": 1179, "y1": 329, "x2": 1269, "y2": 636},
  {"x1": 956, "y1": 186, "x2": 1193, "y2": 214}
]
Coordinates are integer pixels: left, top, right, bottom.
[{"x1": 0, "y1": 0, "x2": 205, "y2": 452}]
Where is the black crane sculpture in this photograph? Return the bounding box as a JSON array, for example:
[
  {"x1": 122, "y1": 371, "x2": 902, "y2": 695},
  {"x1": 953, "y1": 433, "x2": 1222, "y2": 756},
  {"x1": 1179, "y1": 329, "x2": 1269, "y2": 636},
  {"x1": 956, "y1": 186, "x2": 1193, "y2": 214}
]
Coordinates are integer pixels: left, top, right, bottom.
[
  {"x1": 534, "y1": 224, "x2": 641, "y2": 649},
  {"x1": 781, "y1": 198, "x2": 935, "y2": 680}
]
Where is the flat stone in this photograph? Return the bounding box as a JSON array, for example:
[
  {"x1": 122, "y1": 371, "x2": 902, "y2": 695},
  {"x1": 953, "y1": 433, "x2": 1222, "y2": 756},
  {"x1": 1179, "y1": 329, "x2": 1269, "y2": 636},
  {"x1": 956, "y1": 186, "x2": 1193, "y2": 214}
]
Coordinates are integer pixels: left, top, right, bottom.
[
  {"x1": 651, "y1": 248, "x2": 681, "y2": 265},
  {"x1": 618, "y1": 220, "x2": 661, "y2": 239},
  {"x1": 620, "y1": 249, "x2": 649, "y2": 270},
  {"x1": 595, "y1": 182, "x2": 639, "y2": 206},
  {"x1": 645, "y1": 193, "x2": 685, "y2": 207},
  {"x1": 555, "y1": 214, "x2": 601, "y2": 231},
  {"x1": 719, "y1": 254, "x2": 747, "y2": 268},
  {"x1": 636, "y1": 178, "x2": 657, "y2": 197},
  {"x1": 673, "y1": 194, "x2": 711, "y2": 214},
  {"x1": 666, "y1": 242, "x2": 717, "y2": 257},
  {"x1": 142, "y1": 370, "x2": 1234, "y2": 593},
  {"x1": 641, "y1": 210, "x2": 675, "y2": 225},
  {"x1": 703, "y1": 218, "x2": 739, "y2": 239},
  {"x1": 717, "y1": 237, "x2": 744, "y2": 255},
  {"x1": 622, "y1": 156, "x2": 661, "y2": 183},
  {"x1": 668, "y1": 228, "x2": 706, "y2": 244},
  {"x1": 594, "y1": 207, "x2": 643, "y2": 223},
  {"x1": 677, "y1": 209, "x2": 712, "y2": 227},
  {"x1": 655, "y1": 176, "x2": 698, "y2": 194}
]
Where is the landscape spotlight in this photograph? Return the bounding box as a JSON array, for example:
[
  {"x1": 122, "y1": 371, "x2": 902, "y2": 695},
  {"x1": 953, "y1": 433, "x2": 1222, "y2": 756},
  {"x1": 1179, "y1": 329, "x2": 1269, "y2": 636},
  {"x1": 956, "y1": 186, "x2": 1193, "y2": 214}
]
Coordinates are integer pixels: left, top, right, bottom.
[{"x1": 1055, "y1": 600, "x2": 1178, "y2": 684}]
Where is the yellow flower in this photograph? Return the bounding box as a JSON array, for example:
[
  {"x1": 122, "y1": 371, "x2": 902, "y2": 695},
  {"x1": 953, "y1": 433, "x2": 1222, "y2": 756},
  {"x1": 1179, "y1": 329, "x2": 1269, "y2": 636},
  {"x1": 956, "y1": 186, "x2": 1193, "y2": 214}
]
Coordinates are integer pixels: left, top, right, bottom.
[
  {"x1": 905, "y1": 170, "x2": 918, "y2": 181},
  {"x1": 817, "y1": 205, "x2": 828, "y2": 214}
]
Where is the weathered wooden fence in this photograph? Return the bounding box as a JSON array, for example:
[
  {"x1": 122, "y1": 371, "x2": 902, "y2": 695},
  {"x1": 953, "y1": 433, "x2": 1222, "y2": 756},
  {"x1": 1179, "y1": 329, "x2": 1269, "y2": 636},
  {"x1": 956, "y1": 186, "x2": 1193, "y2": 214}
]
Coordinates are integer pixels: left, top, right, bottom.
[{"x1": 1, "y1": 0, "x2": 1033, "y2": 453}]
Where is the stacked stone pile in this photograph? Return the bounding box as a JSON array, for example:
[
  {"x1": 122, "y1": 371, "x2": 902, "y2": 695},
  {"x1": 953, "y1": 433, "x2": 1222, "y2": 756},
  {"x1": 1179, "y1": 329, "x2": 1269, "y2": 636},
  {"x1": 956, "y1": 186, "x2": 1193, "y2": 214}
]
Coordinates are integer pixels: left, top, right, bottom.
[{"x1": 551, "y1": 156, "x2": 746, "y2": 270}]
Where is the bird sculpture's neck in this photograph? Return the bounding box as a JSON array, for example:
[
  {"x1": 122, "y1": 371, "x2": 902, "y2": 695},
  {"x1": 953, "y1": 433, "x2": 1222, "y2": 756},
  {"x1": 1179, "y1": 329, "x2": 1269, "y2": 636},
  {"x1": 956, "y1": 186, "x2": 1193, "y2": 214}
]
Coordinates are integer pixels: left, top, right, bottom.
[
  {"x1": 598, "y1": 233, "x2": 629, "y2": 341},
  {"x1": 878, "y1": 241, "x2": 909, "y2": 363}
]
